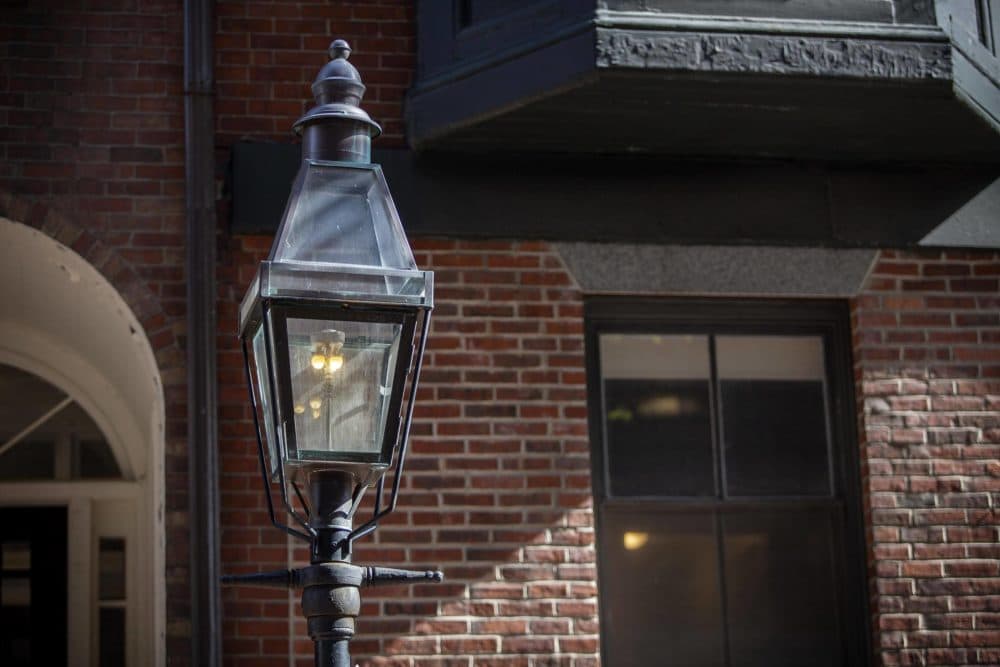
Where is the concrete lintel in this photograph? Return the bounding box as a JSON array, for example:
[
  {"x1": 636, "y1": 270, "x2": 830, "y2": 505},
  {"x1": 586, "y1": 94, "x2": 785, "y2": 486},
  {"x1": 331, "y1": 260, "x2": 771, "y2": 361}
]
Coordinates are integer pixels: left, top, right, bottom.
[
  {"x1": 920, "y1": 177, "x2": 1000, "y2": 249},
  {"x1": 555, "y1": 243, "x2": 878, "y2": 297}
]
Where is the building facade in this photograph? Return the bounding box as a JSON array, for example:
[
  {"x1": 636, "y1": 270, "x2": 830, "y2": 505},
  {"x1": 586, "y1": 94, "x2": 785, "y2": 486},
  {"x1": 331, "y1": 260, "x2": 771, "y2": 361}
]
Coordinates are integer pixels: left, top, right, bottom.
[{"x1": 0, "y1": 1, "x2": 998, "y2": 666}]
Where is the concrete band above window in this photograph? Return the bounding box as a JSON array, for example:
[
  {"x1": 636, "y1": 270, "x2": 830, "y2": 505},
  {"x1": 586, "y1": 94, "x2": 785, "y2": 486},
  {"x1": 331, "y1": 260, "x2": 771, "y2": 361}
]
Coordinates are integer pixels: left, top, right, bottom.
[{"x1": 554, "y1": 243, "x2": 878, "y2": 297}]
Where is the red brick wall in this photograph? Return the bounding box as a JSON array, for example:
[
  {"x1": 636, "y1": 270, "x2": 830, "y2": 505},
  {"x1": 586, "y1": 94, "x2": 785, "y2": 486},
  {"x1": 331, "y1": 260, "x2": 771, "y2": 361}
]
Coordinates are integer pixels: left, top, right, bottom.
[
  {"x1": 352, "y1": 239, "x2": 598, "y2": 666},
  {"x1": 217, "y1": 237, "x2": 600, "y2": 666},
  {"x1": 215, "y1": 0, "x2": 413, "y2": 147},
  {"x1": 854, "y1": 250, "x2": 1000, "y2": 666}
]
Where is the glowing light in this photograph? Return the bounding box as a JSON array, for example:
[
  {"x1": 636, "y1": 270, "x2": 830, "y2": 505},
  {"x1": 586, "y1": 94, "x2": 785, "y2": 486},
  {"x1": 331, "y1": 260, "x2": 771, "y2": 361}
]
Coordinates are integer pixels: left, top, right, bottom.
[
  {"x1": 311, "y1": 354, "x2": 326, "y2": 370},
  {"x1": 294, "y1": 405, "x2": 305, "y2": 415},
  {"x1": 309, "y1": 398, "x2": 322, "y2": 410},
  {"x1": 311, "y1": 409, "x2": 321, "y2": 419},
  {"x1": 623, "y1": 531, "x2": 649, "y2": 551},
  {"x1": 327, "y1": 355, "x2": 344, "y2": 373}
]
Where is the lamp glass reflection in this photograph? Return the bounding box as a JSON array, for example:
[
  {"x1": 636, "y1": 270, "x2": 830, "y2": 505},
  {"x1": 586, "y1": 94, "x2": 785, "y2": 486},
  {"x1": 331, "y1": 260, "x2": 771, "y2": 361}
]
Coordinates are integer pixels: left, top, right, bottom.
[
  {"x1": 287, "y1": 316, "x2": 402, "y2": 460},
  {"x1": 252, "y1": 325, "x2": 280, "y2": 477}
]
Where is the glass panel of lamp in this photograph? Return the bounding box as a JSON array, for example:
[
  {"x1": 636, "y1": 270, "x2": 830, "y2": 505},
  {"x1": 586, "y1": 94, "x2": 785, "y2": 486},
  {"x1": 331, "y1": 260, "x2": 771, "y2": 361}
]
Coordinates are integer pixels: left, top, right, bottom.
[
  {"x1": 251, "y1": 325, "x2": 280, "y2": 477},
  {"x1": 286, "y1": 316, "x2": 402, "y2": 460}
]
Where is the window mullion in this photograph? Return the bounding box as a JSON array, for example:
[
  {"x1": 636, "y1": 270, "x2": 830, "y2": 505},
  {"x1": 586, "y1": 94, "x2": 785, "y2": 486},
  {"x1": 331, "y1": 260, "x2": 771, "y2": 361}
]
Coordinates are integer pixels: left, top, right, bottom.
[
  {"x1": 708, "y1": 334, "x2": 733, "y2": 667},
  {"x1": 708, "y1": 334, "x2": 725, "y2": 500}
]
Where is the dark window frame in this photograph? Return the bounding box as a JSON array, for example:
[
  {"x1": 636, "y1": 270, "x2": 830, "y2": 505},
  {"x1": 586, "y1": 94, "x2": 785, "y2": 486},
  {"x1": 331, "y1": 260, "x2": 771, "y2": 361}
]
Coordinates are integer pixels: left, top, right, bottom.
[{"x1": 584, "y1": 297, "x2": 871, "y2": 667}]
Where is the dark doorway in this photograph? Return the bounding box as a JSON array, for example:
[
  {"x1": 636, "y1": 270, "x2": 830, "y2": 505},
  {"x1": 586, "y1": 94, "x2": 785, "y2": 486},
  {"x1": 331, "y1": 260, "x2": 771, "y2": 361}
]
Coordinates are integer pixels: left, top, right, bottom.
[{"x1": 0, "y1": 506, "x2": 68, "y2": 666}]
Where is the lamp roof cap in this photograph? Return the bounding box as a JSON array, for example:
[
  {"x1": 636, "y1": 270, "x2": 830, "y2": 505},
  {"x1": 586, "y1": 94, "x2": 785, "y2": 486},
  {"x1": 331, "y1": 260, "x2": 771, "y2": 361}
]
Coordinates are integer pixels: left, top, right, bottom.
[{"x1": 293, "y1": 39, "x2": 381, "y2": 137}]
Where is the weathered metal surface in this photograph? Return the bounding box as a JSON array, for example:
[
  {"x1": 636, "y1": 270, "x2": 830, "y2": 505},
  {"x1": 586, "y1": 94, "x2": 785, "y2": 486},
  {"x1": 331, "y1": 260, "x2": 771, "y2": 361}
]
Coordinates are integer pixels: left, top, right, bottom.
[
  {"x1": 599, "y1": 0, "x2": 900, "y2": 23},
  {"x1": 595, "y1": 28, "x2": 952, "y2": 79},
  {"x1": 183, "y1": 0, "x2": 221, "y2": 665}
]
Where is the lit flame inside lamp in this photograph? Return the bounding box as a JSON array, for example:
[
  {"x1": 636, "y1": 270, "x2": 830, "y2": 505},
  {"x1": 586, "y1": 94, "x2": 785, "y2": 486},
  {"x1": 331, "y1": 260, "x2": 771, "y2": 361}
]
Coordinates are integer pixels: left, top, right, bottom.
[
  {"x1": 295, "y1": 329, "x2": 346, "y2": 419},
  {"x1": 310, "y1": 329, "x2": 346, "y2": 376},
  {"x1": 623, "y1": 531, "x2": 649, "y2": 551}
]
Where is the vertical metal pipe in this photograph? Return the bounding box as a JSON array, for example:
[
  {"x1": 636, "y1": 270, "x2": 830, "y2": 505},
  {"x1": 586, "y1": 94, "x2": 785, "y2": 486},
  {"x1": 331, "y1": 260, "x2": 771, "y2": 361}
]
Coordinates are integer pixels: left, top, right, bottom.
[
  {"x1": 184, "y1": 0, "x2": 220, "y2": 665},
  {"x1": 315, "y1": 638, "x2": 352, "y2": 667},
  {"x1": 303, "y1": 472, "x2": 360, "y2": 667}
]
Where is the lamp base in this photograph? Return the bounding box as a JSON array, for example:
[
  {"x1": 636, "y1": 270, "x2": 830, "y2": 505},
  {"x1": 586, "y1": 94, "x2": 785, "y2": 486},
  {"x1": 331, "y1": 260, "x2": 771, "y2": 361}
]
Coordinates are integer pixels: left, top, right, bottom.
[
  {"x1": 223, "y1": 563, "x2": 442, "y2": 667},
  {"x1": 222, "y1": 467, "x2": 443, "y2": 667}
]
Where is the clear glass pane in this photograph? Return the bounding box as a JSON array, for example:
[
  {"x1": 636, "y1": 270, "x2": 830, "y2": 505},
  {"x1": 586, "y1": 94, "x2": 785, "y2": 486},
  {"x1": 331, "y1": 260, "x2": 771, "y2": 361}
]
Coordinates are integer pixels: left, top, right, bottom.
[
  {"x1": 1, "y1": 543, "x2": 30, "y2": 571},
  {"x1": 76, "y1": 440, "x2": 122, "y2": 479},
  {"x1": 99, "y1": 607, "x2": 125, "y2": 667},
  {"x1": 286, "y1": 317, "x2": 402, "y2": 460},
  {"x1": 0, "y1": 364, "x2": 120, "y2": 482},
  {"x1": 0, "y1": 441, "x2": 55, "y2": 481},
  {"x1": 600, "y1": 335, "x2": 714, "y2": 496},
  {"x1": 717, "y1": 336, "x2": 831, "y2": 497},
  {"x1": 274, "y1": 162, "x2": 416, "y2": 273},
  {"x1": 723, "y1": 510, "x2": 843, "y2": 666},
  {"x1": 98, "y1": 538, "x2": 126, "y2": 601},
  {"x1": 0, "y1": 365, "x2": 66, "y2": 440},
  {"x1": 602, "y1": 508, "x2": 724, "y2": 666},
  {"x1": 1, "y1": 578, "x2": 30, "y2": 607},
  {"x1": 252, "y1": 325, "x2": 280, "y2": 478}
]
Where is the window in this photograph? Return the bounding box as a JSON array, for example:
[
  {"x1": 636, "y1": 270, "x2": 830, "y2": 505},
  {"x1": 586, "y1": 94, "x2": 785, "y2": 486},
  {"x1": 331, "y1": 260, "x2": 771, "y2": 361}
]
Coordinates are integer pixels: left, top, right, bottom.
[
  {"x1": 97, "y1": 538, "x2": 126, "y2": 667},
  {"x1": 586, "y1": 299, "x2": 869, "y2": 667},
  {"x1": 0, "y1": 364, "x2": 122, "y2": 481}
]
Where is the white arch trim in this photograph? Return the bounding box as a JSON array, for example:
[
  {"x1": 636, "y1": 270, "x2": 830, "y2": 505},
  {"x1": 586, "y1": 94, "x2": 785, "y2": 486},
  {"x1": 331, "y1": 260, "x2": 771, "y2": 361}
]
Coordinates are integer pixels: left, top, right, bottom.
[
  {"x1": 0, "y1": 217, "x2": 165, "y2": 667},
  {"x1": 0, "y1": 325, "x2": 142, "y2": 479}
]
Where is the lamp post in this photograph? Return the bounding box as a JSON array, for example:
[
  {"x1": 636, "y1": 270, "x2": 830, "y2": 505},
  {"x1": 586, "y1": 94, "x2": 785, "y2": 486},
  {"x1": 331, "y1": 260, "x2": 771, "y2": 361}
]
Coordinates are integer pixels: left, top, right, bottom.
[{"x1": 223, "y1": 40, "x2": 440, "y2": 667}]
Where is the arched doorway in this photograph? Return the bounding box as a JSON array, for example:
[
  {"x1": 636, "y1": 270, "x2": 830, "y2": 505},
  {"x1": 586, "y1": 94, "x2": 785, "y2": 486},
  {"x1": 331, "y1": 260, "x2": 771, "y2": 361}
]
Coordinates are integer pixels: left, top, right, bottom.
[{"x1": 0, "y1": 218, "x2": 165, "y2": 666}]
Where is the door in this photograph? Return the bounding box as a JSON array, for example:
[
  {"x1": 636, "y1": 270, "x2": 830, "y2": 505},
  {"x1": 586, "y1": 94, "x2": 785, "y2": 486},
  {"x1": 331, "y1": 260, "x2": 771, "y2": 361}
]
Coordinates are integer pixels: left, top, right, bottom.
[{"x1": 0, "y1": 506, "x2": 68, "y2": 666}]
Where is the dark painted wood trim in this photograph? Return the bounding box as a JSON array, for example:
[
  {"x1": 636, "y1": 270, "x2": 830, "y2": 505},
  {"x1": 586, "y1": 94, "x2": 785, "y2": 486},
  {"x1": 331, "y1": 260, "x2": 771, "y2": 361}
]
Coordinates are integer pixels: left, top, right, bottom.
[{"x1": 228, "y1": 144, "x2": 999, "y2": 249}]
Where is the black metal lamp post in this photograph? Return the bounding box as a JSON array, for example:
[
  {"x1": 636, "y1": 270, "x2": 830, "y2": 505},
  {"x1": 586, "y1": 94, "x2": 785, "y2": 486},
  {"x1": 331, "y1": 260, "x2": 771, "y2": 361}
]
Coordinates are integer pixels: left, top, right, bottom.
[{"x1": 223, "y1": 40, "x2": 439, "y2": 667}]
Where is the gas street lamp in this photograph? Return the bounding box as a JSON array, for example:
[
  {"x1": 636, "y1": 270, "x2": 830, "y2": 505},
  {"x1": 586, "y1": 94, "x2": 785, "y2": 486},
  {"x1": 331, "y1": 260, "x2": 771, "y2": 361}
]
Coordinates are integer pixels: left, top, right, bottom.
[{"x1": 223, "y1": 40, "x2": 440, "y2": 667}]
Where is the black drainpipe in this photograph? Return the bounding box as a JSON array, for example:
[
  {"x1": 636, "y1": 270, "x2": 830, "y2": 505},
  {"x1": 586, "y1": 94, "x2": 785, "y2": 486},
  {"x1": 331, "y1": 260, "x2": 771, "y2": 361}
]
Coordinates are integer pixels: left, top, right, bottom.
[{"x1": 183, "y1": 0, "x2": 220, "y2": 665}]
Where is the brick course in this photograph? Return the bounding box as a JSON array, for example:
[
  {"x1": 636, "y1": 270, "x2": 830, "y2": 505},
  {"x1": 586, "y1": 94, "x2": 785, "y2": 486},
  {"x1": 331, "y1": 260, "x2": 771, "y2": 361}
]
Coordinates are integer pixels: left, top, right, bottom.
[{"x1": 854, "y1": 250, "x2": 1000, "y2": 666}]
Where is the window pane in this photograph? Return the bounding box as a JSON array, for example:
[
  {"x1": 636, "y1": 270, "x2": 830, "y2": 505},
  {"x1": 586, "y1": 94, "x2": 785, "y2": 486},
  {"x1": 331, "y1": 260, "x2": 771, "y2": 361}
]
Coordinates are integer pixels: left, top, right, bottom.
[
  {"x1": 76, "y1": 439, "x2": 122, "y2": 479},
  {"x1": 1, "y1": 578, "x2": 30, "y2": 607},
  {"x1": 717, "y1": 336, "x2": 831, "y2": 496},
  {"x1": 723, "y1": 510, "x2": 843, "y2": 666},
  {"x1": 602, "y1": 508, "x2": 724, "y2": 666},
  {"x1": 0, "y1": 365, "x2": 66, "y2": 439},
  {"x1": 0, "y1": 365, "x2": 120, "y2": 482},
  {"x1": 99, "y1": 538, "x2": 126, "y2": 601},
  {"x1": 0, "y1": 441, "x2": 55, "y2": 481},
  {"x1": 99, "y1": 607, "x2": 126, "y2": 667},
  {"x1": 1, "y1": 543, "x2": 30, "y2": 571},
  {"x1": 600, "y1": 335, "x2": 714, "y2": 496}
]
